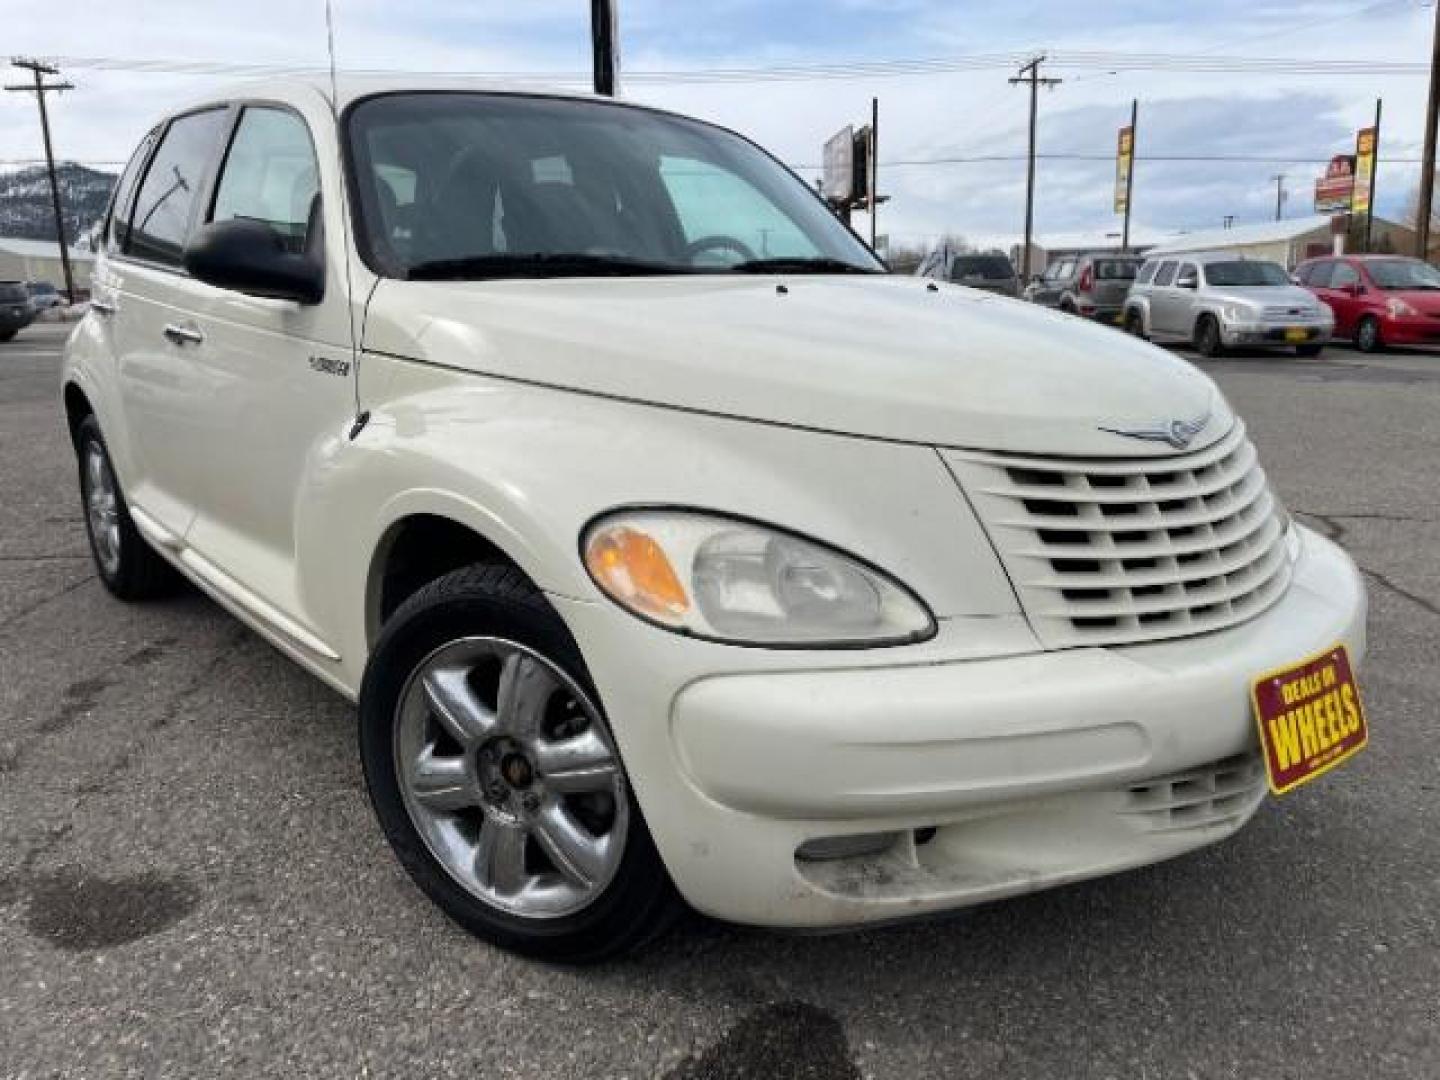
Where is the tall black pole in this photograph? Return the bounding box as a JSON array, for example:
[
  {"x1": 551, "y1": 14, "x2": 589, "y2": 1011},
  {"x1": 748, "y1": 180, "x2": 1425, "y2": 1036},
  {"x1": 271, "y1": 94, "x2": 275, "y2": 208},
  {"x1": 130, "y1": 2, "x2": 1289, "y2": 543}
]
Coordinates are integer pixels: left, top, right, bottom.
[
  {"x1": 1418, "y1": 0, "x2": 1440, "y2": 259},
  {"x1": 1010, "y1": 57, "x2": 1060, "y2": 283},
  {"x1": 869, "y1": 96, "x2": 879, "y2": 249},
  {"x1": 1122, "y1": 98, "x2": 1137, "y2": 253},
  {"x1": 6, "y1": 60, "x2": 76, "y2": 302},
  {"x1": 591, "y1": 0, "x2": 619, "y2": 97},
  {"x1": 1365, "y1": 98, "x2": 1382, "y2": 253},
  {"x1": 1272, "y1": 174, "x2": 1286, "y2": 221}
]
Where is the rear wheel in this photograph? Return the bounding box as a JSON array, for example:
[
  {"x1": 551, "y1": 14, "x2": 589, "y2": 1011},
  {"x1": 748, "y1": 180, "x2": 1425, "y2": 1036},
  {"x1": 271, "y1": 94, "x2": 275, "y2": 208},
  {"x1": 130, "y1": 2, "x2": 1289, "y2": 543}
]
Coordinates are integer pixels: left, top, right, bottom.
[
  {"x1": 1356, "y1": 315, "x2": 1383, "y2": 353},
  {"x1": 76, "y1": 415, "x2": 177, "y2": 600},
  {"x1": 359, "y1": 564, "x2": 680, "y2": 962},
  {"x1": 1194, "y1": 315, "x2": 1225, "y2": 357}
]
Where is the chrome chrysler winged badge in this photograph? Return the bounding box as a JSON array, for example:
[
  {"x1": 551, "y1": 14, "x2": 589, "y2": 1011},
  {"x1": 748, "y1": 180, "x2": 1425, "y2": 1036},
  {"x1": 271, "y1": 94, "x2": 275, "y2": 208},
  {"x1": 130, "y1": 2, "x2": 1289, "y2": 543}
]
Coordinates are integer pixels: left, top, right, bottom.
[{"x1": 1099, "y1": 410, "x2": 1211, "y2": 451}]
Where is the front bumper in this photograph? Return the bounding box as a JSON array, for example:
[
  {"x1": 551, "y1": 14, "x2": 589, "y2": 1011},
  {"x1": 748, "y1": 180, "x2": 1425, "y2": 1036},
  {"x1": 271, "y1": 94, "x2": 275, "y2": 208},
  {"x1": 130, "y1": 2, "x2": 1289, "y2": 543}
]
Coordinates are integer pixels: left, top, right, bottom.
[
  {"x1": 1378, "y1": 315, "x2": 1440, "y2": 345},
  {"x1": 563, "y1": 527, "x2": 1366, "y2": 928},
  {"x1": 1220, "y1": 319, "x2": 1331, "y2": 347}
]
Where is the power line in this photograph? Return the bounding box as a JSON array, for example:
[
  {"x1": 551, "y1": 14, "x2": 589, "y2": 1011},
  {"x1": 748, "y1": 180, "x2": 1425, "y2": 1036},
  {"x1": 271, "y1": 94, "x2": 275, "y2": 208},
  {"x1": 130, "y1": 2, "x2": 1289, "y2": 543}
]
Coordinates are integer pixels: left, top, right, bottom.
[{"x1": 29, "y1": 49, "x2": 1437, "y2": 84}]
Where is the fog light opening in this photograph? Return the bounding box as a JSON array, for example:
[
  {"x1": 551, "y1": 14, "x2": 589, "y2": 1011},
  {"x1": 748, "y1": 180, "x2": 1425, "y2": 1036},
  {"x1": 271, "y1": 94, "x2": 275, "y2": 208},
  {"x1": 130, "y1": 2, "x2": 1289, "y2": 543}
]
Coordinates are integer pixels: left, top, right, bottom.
[
  {"x1": 913, "y1": 826, "x2": 938, "y2": 846},
  {"x1": 795, "y1": 831, "x2": 901, "y2": 862}
]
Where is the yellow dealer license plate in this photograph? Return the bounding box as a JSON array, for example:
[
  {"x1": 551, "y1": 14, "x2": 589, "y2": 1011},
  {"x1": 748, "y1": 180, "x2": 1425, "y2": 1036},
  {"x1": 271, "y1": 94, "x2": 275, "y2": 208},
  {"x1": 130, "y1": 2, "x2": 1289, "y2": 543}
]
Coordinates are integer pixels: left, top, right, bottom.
[
  {"x1": 1284, "y1": 327, "x2": 1309, "y2": 343},
  {"x1": 1252, "y1": 644, "x2": 1368, "y2": 795}
]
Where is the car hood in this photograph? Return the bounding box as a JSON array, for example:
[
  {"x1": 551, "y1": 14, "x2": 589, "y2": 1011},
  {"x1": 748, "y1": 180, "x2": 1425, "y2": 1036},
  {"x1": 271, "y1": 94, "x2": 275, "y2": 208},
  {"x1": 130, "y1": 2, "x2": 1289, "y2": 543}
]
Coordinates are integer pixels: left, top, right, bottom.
[
  {"x1": 362, "y1": 274, "x2": 1228, "y2": 456},
  {"x1": 1204, "y1": 285, "x2": 1322, "y2": 311}
]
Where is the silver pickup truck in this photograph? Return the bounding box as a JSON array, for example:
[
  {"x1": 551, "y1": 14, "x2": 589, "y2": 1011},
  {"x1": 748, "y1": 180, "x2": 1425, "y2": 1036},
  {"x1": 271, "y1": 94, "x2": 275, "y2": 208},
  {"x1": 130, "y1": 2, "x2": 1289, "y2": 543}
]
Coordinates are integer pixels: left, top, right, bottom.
[{"x1": 1123, "y1": 251, "x2": 1333, "y2": 356}]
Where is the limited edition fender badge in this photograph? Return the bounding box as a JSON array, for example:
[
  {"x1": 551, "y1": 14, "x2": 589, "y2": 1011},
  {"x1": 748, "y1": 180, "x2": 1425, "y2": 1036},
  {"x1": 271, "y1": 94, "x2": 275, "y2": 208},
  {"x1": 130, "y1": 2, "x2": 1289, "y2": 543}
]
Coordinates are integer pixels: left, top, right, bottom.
[
  {"x1": 309, "y1": 355, "x2": 351, "y2": 377},
  {"x1": 1099, "y1": 410, "x2": 1210, "y2": 450}
]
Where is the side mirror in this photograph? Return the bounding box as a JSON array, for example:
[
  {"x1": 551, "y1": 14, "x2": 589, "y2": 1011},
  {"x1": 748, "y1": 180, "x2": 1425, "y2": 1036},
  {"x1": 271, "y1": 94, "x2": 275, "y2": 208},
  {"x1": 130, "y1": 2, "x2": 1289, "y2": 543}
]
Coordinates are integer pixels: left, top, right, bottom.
[{"x1": 184, "y1": 219, "x2": 324, "y2": 305}]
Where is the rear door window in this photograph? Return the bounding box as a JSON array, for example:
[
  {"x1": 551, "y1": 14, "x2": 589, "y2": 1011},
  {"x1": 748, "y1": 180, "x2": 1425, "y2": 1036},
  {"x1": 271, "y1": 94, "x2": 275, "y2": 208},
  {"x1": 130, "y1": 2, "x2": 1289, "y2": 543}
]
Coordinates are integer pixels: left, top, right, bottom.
[
  {"x1": 211, "y1": 107, "x2": 321, "y2": 255},
  {"x1": 127, "y1": 107, "x2": 231, "y2": 267},
  {"x1": 1154, "y1": 261, "x2": 1178, "y2": 286},
  {"x1": 1136, "y1": 260, "x2": 1158, "y2": 285}
]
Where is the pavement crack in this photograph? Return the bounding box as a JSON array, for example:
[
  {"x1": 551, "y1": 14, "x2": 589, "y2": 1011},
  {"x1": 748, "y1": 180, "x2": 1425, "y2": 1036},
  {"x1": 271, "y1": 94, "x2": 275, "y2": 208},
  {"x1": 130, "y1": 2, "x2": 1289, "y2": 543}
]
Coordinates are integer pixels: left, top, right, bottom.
[
  {"x1": 0, "y1": 572, "x2": 96, "y2": 638},
  {"x1": 1360, "y1": 567, "x2": 1440, "y2": 620}
]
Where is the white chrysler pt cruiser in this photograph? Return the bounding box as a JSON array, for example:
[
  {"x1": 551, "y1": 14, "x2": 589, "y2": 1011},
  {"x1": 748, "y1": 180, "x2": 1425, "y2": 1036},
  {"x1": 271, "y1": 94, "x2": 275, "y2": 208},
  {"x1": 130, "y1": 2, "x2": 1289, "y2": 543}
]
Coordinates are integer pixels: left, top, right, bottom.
[{"x1": 63, "y1": 78, "x2": 1370, "y2": 961}]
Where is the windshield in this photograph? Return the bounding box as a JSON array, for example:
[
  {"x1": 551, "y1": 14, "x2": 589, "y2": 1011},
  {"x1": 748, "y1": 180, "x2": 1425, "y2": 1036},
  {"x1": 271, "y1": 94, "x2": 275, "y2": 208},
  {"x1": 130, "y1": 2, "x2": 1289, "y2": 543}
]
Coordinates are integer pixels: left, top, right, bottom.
[
  {"x1": 346, "y1": 93, "x2": 882, "y2": 280},
  {"x1": 27, "y1": 282, "x2": 56, "y2": 295},
  {"x1": 1203, "y1": 260, "x2": 1290, "y2": 287},
  {"x1": 1366, "y1": 259, "x2": 1440, "y2": 290},
  {"x1": 0, "y1": 283, "x2": 28, "y2": 302},
  {"x1": 1095, "y1": 259, "x2": 1139, "y2": 280},
  {"x1": 952, "y1": 255, "x2": 1014, "y2": 280}
]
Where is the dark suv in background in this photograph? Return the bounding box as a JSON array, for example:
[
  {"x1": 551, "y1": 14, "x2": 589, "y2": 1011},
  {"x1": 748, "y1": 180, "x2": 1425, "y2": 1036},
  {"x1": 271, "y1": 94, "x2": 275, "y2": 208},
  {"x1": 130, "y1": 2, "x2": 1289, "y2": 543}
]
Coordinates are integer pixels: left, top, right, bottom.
[
  {"x1": 1025, "y1": 252, "x2": 1144, "y2": 323},
  {"x1": 0, "y1": 281, "x2": 35, "y2": 341},
  {"x1": 916, "y1": 251, "x2": 1020, "y2": 297}
]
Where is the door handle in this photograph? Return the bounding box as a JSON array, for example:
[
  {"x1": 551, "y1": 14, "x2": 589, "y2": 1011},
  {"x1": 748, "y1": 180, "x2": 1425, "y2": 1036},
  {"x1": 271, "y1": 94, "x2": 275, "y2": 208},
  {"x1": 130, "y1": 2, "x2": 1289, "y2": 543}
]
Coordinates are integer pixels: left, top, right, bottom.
[
  {"x1": 90, "y1": 298, "x2": 116, "y2": 316},
  {"x1": 162, "y1": 323, "x2": 204, "y2": 346}
]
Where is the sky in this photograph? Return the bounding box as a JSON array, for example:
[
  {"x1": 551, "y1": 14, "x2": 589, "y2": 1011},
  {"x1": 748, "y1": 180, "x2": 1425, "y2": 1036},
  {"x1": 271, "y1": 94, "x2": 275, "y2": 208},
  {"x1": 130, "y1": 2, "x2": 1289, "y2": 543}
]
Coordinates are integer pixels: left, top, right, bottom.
[{"x1": 0, "y1": 0, "x2": 1435, "y2": 252}]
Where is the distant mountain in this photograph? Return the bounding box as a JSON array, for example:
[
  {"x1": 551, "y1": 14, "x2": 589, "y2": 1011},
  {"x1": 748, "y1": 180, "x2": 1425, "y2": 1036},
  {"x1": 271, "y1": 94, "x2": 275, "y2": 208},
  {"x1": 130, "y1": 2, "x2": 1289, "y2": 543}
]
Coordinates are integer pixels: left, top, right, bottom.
[{"x1": 0, "y1": 163, "x2": 117, "y2": 249}]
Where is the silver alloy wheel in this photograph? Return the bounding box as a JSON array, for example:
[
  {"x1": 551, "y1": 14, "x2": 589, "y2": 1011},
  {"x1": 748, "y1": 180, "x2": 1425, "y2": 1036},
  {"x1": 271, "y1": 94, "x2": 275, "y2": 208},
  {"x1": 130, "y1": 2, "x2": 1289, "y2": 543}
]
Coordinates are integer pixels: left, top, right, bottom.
[
  {"x1": 393, "y1": 636, "x2": 629, "y2": 919},
  {"x1": 83, "y1": 440, "x2": 122, "y2": 576}
]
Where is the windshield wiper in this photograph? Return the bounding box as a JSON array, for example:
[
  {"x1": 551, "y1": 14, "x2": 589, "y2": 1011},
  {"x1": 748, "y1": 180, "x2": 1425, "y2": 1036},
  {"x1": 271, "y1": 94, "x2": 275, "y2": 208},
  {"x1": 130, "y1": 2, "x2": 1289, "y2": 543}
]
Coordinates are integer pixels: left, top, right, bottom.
[
  {"x1": 406, "y1": 252, "x2": 683, "y2": 281},
  {"x1": 729, "y1": 257, "x2": 879, "y2": 275}
]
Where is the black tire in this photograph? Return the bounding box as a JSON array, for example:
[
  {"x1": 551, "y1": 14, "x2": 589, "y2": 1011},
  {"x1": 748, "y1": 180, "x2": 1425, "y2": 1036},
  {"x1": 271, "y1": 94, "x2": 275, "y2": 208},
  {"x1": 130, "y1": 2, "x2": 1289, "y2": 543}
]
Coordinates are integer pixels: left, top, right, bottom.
[
  {"x1": 359, "y1": 563, "x2": 681, "y2": 963},
  {"x1": 1295, "y1": 343, "x2": 1323, "y2": 357},
  {"x1": 1124, "y1": 309, "x2": 1147, "y2": 339},
  {"x1": 1194, "y1": 315, "x2": 1225, "y2": 357},
  {"x1": 0, "y1": 329, "x2": 16, "y2": 342},
  {"x1": 75, "y1": 415, "x2": 178, "y2": 600},
  {"x1": 1355, "y1": 315, "x2": 1383, "y2": 353},
  {"x1": 1058, "y1": 299, "x2": 1077, "y2": 316}
]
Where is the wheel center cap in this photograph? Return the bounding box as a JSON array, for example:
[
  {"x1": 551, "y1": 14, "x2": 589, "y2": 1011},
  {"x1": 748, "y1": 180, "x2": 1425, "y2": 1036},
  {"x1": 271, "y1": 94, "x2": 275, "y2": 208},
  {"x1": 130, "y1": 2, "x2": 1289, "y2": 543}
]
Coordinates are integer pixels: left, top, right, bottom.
[{"x1": 500, "y1": 752, "x2": 534, "y2": 789}]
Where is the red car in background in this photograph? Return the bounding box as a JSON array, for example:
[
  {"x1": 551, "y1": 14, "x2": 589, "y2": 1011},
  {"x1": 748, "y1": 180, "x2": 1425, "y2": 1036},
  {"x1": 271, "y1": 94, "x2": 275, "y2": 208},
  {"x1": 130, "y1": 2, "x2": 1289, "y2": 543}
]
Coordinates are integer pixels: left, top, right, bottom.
[{"x1": 1295, "y1": 254, "x2": 1440, "y2": 352}]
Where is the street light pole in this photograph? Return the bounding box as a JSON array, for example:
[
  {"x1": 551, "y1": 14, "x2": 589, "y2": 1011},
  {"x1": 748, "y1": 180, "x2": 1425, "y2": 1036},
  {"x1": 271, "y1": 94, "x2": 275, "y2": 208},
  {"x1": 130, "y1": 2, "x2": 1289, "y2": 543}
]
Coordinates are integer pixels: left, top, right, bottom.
[
  {"x1": 1417, "y1": 0, "x2": 1440, "y2": 259},
  {"x1": 6, "y1": 59, "x2": 76, "y2": 302},
  {"x1": 591, "y1": 0, "x2": 619, "y2": 97}
]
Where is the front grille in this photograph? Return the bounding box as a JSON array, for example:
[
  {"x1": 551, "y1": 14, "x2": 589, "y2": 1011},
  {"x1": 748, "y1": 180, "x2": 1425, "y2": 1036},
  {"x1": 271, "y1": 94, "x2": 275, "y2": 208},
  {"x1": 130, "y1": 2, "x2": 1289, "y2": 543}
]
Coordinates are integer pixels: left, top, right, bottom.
[
  {"x1": 945, "y1": 420, "x2": 1294, "y2": 648},
  {"x1": 1121, "y1": 752, "x2": 1266, "y2": 833}
]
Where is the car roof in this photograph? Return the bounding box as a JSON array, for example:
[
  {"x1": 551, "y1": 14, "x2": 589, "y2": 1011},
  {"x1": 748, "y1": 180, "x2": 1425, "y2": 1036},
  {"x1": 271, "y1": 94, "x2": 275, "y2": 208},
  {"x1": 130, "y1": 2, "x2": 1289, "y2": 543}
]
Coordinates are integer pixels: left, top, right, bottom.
[
  {"x1": 1150, "y1": 251, "x2": 1283, "y2": 265},
  {"x1": 171, "y1": 75, "x2": 637, "y2": 118}
]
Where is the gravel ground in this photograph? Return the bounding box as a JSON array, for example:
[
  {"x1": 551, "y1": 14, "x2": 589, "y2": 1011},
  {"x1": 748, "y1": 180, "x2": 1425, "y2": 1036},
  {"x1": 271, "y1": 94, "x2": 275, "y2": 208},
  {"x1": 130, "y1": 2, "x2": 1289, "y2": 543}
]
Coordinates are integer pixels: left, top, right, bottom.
[{"x1": 2, "y1": 321, "x2": 1437, "y2": 1079}]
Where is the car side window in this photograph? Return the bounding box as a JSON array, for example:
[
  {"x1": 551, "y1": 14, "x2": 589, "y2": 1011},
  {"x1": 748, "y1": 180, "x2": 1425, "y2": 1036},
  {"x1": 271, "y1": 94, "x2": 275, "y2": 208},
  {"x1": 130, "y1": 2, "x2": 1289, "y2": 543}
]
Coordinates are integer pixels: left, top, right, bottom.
[
  {"x1": 211, "y1": 107, "x2": 321, "y2": 256},
  {"x1": 127, "y1": 108, "x2": 231, "y2": 268},
  {"x1": 1331, "y1": 263, "x2": 1361, "y2": 289},
  {"x1": 1175, "y1": 262, "x2": 1199, "y2": 287},
  {"x1": 104, "y1": 127, "x2": 161, "y2": 256},
  {"x1": 1136, "y1": 260, "x2": 1157, "y2": 285},
  {"x1": 1154, "y1": 261, "x2": 1178, "y2": 286}
]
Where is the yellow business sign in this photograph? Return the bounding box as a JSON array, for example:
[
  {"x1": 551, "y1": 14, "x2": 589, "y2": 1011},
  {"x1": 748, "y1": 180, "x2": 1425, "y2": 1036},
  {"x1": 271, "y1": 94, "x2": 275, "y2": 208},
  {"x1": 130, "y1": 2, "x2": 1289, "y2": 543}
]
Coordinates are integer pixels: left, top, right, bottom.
[
  {"x1": 1352, "y1": 126, "x2": 1377, "y2": 215},
  {"x1": 1114, "y1": 125, "x2": 1134, "y2": 214}
]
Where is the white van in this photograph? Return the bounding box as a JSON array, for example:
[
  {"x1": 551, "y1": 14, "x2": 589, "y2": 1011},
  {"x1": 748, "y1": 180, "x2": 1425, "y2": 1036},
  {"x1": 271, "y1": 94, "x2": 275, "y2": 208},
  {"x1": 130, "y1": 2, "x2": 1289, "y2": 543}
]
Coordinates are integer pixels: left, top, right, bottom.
[{"x1": 63, "y1": 79, "x2": 1369, "y2": 961}]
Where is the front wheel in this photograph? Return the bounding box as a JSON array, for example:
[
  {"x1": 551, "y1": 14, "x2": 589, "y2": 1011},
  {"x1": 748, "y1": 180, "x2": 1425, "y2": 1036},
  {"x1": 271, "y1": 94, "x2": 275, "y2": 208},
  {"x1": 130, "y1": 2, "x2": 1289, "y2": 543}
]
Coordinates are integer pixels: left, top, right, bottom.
[
  {"x1": 1124, "y1": 309, "x2": 1147, "y2": 339},
  {"x1": 1194, "y1": 315, "x2": 1225, "y2": 357},
  {"x1": 1356, "y1": 315, "x2": 1383, "y2": 353},
  {"x1": 358, "y1": 564, "x2": 680, "y2": 963}
]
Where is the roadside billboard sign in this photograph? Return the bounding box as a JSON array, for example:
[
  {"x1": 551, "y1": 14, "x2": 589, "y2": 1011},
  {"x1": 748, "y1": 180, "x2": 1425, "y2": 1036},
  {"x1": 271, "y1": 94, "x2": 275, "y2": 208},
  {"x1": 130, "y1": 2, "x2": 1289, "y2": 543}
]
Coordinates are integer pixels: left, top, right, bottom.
[
  {"x1": 1352, "y1": 127, "x2": 1377, "y2": 215},
  {"x1": 1314, "y1": 155, "x2": 1355, "y2": 215},
  {"x1": 823, "y1": 126, "x2": 856, "y2": 202},
  {"x1": 1114, "y1": 125, "x2": 1134, "y2": 214}
]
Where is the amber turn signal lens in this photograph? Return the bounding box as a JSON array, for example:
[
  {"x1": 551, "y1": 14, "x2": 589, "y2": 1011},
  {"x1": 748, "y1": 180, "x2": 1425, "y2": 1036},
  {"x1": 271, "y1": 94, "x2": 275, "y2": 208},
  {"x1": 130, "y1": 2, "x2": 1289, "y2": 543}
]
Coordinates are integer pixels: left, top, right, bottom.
[{"x1": 584, "y1": 525, "x2": 691, "y2": 623}]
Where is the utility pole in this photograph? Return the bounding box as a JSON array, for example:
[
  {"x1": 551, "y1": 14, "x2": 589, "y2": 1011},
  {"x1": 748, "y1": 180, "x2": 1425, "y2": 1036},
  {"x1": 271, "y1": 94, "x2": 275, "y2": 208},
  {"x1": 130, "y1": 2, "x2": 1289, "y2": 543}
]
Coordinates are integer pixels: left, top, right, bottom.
[
  {"x1": 6, "y1": 59, "x2": 76, "y2": 302},
  {"x1": 1271, "y1": 174, "x2": 1286, "y2": 221},
  {"x1": 590, "y1": 0, "x2": 619, "y2": 97},
  {"x1": 1365, "y1": 98, "x2": 1382, "y2": 253},
  {"x1": 1419, "y1": 0, "x2": 1440, "y2": 260},
  {"x1": 1121, "y1": 99, "x2": 1137, "y2": 253},
  {"x1": 1009, "y1": 56, "x2": 1061, "y2": 283},
  {"x1": 868, "y1": 96, "x2": 880, "y2": 249}
]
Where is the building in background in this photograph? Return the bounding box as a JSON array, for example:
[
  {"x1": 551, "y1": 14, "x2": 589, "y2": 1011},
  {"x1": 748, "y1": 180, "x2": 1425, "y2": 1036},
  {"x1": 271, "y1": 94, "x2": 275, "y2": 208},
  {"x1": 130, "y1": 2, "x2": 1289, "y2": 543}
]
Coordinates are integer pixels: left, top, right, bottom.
[
  {"x1": 1143, "y1": 214, "x2": 1416, "y2": 269},
  {"x1": 1009, "y1": 231, "x2": 1161, "y2": 279},
  {"x1": 0, "y1": 238, "x2": 95, "y2": 293}
]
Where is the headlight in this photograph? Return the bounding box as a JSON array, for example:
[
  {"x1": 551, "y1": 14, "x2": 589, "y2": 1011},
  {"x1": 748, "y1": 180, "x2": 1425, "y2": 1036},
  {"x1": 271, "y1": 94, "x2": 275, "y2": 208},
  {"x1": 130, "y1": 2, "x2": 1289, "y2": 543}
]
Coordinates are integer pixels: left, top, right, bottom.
[
  {"x1": 1220, "y1": 302, "x2": 1254, "y2": 323},
  {"x1": 1387, "y1": 297, "x2": 1418, "y2": 318},
  {"x1": 582, "y1": 510, "x2": 936, "y2": 646}
]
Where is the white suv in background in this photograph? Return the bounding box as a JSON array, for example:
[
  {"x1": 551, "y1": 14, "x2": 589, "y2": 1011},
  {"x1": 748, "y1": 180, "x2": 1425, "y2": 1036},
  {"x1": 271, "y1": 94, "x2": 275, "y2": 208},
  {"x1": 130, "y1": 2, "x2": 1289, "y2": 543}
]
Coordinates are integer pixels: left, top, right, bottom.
[{"x1": 63, "y1": 79, "x2": 1369, "y2": 961}]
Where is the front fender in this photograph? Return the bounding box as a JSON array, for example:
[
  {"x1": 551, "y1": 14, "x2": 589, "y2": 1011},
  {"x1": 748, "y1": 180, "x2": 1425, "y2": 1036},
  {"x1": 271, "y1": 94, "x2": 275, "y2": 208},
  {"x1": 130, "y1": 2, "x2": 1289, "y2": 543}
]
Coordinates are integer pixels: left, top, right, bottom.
[{"x1": 302, "y1": 353, "x2": 1022, "y2": 692}]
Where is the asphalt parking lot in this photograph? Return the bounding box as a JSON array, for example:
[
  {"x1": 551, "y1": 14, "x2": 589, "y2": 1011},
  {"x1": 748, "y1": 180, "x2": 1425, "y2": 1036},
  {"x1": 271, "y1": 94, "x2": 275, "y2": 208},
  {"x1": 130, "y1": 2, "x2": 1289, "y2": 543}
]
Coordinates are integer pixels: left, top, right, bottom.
[{"x1": 2, "y1": 319, "x2": 1438, "y2": 1079}]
